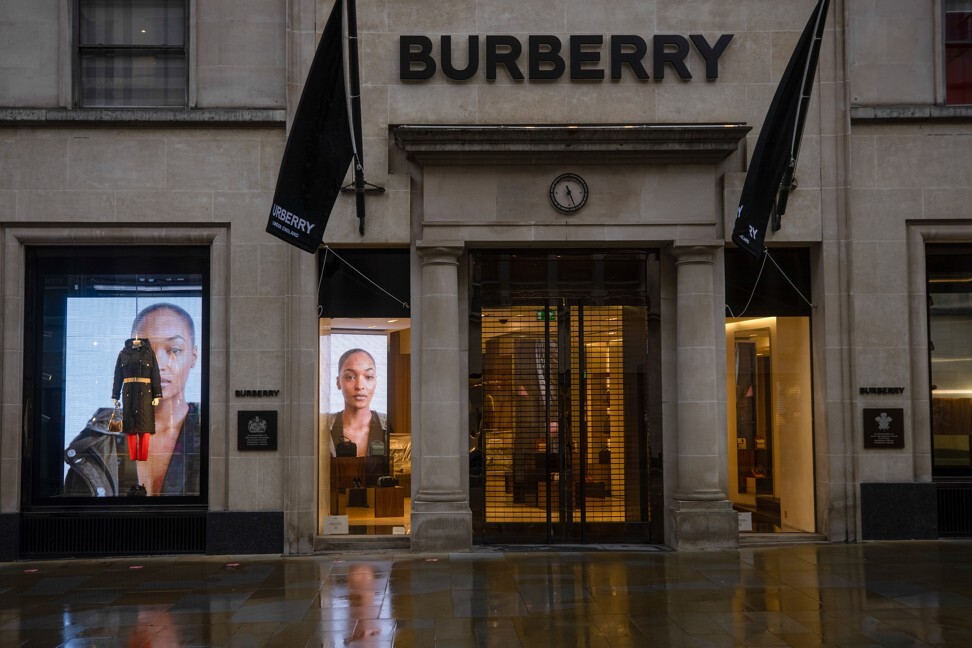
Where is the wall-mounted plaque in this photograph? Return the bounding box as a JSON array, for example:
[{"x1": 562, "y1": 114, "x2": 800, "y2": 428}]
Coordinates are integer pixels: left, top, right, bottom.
[
  {"x1": 238, "y1": 410, "x2": 278, "y2": 451},
  {"x1": 863, "y1": 408, "x2": 904, "y2": 449}
]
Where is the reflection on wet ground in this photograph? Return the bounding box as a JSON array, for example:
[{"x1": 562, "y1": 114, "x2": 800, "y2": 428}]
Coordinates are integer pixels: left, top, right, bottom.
[{"x1": 2, "y1": 541, "x2": 972, "y2": 646}]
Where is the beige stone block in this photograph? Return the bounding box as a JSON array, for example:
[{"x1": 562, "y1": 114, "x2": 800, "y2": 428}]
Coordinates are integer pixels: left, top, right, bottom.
[
  {"x1": 0, "y1": 192, "x2": 16, "y2": 220},
  {"x1": 260, "y1": 134, "x2": 287, "y2": 192},
  {"x1": 360, "y1": 85, "x2": 389, "y2": 140},
  {"x1": 478, "y1": 84, "x2": 576, "y2": 123},
  {"x1": 561, "y1": 82, "x2": 658, "y2": 122},
  {"x1": 0, "y1": 10, "x2": 59, "y2": 107},
  {"x1": 198, "y1": 0, "x2": 284, "y2": 23},
  {"x1": 749, "y1": 0, "x2": 825, "y2": 31},
  {"x1": 850, "y1": 134, "x2": 877, "y2": 187},
  {"x1": 68, "y1": 138, "x2": 165, "y2": 190},
  {"x1": 417, "y1": 454, "x2": 461, "y2": 492},
  {"x1": 167, "y1": 139, "x2": 262, "y2": 191},
  {"x1": 477, "y1": 0, "x2": 564, "y2": 32},
  {"x1": 853, "y1": 294, "x2": 909, "y2": 350},
  {"x1": 219, "y1": 22, "x2": 284, "y2": 68},
  {"x1": 565, "y1": 0, "x2": 655, "y2": 32},
  {"x1": 656, "y1": 82, "x2": 747, "y2": 123},
  {"x1": 388, "y1": 84, "x2": 479, "y2": 124},
  {"x1": 872, "y1": 134, "x2": 930, "y2": 189},
  {"x1": 709, "y1": 32, "x2": 771, "y2": 85},
  {"x1": 656, "y1": 0, "x2": 743, "y2": 31},
  {"x1": 258, "y1": 244, "x2": 290, "y2": 297},
  {"x1": 925, "y1": 189, "x2": 972, "y2": 220},
  {"x1": 387, "y1": 0, "x2": 477, "y2": 32},
  {"x1": 848, "y1": 188, "x2": 917, "y2": 242},
  {"x1": 115, "y1": 191, "x2": 214, "y2": 222},
  {"x1": 18, "y1": 191, "x2": 115, "y2": 222},
  {"x1": 850, "y1": 240, "x2": 907, "y2": 295},
  {"x1": 0, "y1": 137, "x2": 67, "y2": 190},
  {"x1": 216, "y1": 191, "x2": 277, "y2": 245},
  {"x1": 231, "y1": 244, "x2": 261, "y2": 296},
  {"x1": 857, "y1": 454, "x2": 887, "y2": 482},
  {"x1": 230, "y1": 296, "x2": 287, "y2": 350}
]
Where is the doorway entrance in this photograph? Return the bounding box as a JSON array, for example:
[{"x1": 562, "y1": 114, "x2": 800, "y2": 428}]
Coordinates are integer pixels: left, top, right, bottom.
[{"x1": 469, "y1": 252, "x2": 661, "y2": 544}]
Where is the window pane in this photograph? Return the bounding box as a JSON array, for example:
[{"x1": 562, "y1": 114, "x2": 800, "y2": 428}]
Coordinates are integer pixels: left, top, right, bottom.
[
  {"x1": 946, "y1": 9, "x2": 972, "y2": 105},
  {"x1": 929, "y1": 249, "x2": 972, "y2": 474},
  {"x1": 79, "y1": 0, "x2": 184, "y2": 47},
  {"x1": 81, "y1": 52, "x2": 186, "y2": 107}
]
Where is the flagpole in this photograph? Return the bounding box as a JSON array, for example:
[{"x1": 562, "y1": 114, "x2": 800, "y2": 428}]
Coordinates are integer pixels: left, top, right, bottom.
[
  {"x1": 774, "y1": 0, "x2": 830, "y2": 229},
  {"x1": 345, "y1": 0, "x2": 367, "y2": 235}
]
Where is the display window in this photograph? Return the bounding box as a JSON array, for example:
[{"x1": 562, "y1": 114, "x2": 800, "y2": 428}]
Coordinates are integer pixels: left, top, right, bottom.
[
  {"x1": 724, "y1": 248, "x2": 815, "y2": 533},
  {"x1": 928, "y1": 245, "x2": 972, "y2": 475},
  {"x1": 320, "y1": 320, "x2": 411, "y2": 535},
  {"x1": 317, "y1": 248, "x2": 411, "y2": 536},
  {"x1": 23, "y1": 247, "x2": 208, "y2": 506}
]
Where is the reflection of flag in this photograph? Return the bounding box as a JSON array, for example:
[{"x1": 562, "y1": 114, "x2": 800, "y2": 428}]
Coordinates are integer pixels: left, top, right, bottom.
[
  {"x1": 265, "y1": 0, "x2": 354, "y2": 253},
  {"x1": 732, "y1": 0, "x2": 830, "y2": 258}
]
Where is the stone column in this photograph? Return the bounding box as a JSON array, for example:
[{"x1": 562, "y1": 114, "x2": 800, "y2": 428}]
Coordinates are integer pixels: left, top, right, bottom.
[
  {"x1": 410, "y1": 243, "x2": 472, "y2": 552},
  {"x1": 668, "y1": 244, "x2": 738, "y2": 550}
]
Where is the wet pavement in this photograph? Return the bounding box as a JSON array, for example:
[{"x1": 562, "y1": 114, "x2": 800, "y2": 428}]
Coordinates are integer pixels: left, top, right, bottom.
[{"x1": 1, "y1": 541, "x2": 972, "y2": 647}]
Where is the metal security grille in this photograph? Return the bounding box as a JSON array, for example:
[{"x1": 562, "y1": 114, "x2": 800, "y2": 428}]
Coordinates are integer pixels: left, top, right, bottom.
[
  {"x1": 480, "y1": 304, "x2": 642, "y2": 531},
  {"x1": 570, "y1": 305, "x2": 629, "y2": 524},
  {"x1": 471, "y1": 251, "x2": 657, "y2": 544},
  {"x1": 482, "y1": 305, "x2": 559, "y2": 525}
]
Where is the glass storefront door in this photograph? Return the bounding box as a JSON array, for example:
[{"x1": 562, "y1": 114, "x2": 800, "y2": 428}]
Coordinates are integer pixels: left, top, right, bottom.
[{"x1": 469, "y1": 252, "x2": 661, "y2": 544}]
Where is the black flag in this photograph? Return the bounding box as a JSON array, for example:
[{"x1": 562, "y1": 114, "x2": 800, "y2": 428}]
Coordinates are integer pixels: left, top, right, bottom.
[
  {"x1": 266, "y1": 0, "x2": 354, "y2": 253},
  {"x1": 731, "y1": 0, "x2": 830, "y2": 258}
]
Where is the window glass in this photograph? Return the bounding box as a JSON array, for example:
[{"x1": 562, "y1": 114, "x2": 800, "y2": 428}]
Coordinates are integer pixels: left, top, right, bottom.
[
  {"x1": 946, "y1": 0, "x2": 972, "y2": 105},
  {"x1": 77, "y1": 0, "x2": 187, "y2": 108},
  {"x1": 928, "y1": 246, "x2": 972, "y2": 474},
  {"x1": 25, "y1": 248, "x2": 208, "y2": 504},
  {"x1": 320, "y1": 320, "x2": 411, "y2": 536}
]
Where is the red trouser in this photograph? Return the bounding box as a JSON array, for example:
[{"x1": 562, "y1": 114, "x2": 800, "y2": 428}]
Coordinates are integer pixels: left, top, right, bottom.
[{"x1": 126, "y1": 433, "x2": 151, "y2": 461}]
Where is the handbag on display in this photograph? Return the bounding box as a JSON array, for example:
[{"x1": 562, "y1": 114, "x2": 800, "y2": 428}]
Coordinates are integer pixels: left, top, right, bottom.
[
  {"x1": 335, "y1": 437, "x2": 357, "y2": 457},
  {"x1": 107, "y1": 406, "x2": 123, "y2": 433},
  {"x1": 377, "y1": 475, "x2": 398, "y2": 488},
  {"x1": 368, "y1": 439, "x2": 386, "y2": 456}
]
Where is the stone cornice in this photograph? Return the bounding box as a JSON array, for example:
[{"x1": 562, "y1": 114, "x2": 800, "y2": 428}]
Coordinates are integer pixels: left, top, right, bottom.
[
  {"x1": 850, "y1": 105, "x2": 972, "y2": 123},
  {"x1": 0, "y1": 108, "x2": 286, "y2": 126},
  {"x1": 392, "y1": 123, "x2": 751, "y2": 165}
]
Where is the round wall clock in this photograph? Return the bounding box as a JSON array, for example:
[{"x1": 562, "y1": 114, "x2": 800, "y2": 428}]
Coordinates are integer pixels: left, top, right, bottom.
[{"x1": 549, "y1": 173, "x2": 589, "y2": 214}]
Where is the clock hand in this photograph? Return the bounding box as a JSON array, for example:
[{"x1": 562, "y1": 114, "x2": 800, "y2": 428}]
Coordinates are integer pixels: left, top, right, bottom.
[{"x1": 565, "y1": 185, "x2": 575, "y2": 206}]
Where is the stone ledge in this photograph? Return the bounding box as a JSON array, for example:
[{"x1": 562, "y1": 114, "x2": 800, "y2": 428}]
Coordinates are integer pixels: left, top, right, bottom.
[
  {"x1": 850, "y1": 105, "x2": 972, "y2": 123},
  {"x1": 392, "y1": 123, "x2": 751, "y2": 165},
  {"x1": 0, "y1": 108, "x2": 286, "y2": 125}
]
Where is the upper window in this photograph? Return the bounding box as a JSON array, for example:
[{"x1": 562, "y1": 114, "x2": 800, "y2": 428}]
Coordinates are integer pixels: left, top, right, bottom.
[
  {"x1": 77, "y1": 0, "x2": 187, "y2": 108},
  {"x1": 946, "y1": 0, "x2": 972, "y2": 105}
]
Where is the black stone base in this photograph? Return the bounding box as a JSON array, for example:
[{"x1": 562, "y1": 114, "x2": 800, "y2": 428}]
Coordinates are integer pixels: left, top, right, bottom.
[
  {"x1": 0, "y1": 513, "x2": 19, "y2": 561},
  {"x1": 206, "y1": 511, "x2": 283, "y2": 555},
  {"x1": 861, "y1": 483, "x2": 937, "y2": 540}
]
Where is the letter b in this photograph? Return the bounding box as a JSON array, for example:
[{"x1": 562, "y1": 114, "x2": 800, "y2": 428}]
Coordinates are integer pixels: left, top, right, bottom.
[{"x1": 401, "y1": 35, "x2": 436, "y2": 80}]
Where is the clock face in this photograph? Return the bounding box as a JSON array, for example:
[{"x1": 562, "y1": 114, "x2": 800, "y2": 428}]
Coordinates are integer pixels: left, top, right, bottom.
[{"x1": 549, "y1": 173, "x2": 588, "y2": 214}]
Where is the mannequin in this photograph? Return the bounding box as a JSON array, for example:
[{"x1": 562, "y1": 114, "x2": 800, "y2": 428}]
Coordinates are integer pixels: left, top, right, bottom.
[{"x1": 112, "y1": 334, "x2": 162, "y2": 491}]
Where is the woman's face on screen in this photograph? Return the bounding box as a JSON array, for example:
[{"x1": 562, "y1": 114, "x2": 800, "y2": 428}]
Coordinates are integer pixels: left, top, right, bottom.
[{"x1": 135, "y1": 309, "x2": 197, "y2": 403}]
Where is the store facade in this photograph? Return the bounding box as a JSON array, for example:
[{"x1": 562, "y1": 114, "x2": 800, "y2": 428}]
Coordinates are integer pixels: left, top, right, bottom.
[{"x1": 0, "y1": 0, "x2": 970, "y2": 558}]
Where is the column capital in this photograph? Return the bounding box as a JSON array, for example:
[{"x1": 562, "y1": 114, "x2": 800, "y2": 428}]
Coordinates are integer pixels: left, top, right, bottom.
[
  {"x1": 416, "y1": 241, "x2": 464, "y2": 263},
  {"x1": 671, "y1": 241, "x2": 722, "y2": 266}
]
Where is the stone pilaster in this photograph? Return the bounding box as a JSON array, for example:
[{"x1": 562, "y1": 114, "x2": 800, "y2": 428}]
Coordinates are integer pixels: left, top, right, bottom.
[
  {"x1": 667, "y1": 244, "x2": 738, "y2": 550},
  {"x1": 410, "y1": 242, "x2": 472, "y2": 552}
]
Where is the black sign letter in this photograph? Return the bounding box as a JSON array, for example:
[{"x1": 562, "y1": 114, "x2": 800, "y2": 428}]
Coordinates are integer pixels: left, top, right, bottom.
[
  {"x1": 486, "y1": 35, "x2": 525, "y2": 81},
  {"x1": 610, "y1": 35, "x2": 649, "y2": 80},
  {"x1": 442, "y1": 35, "x2": 480, "y2": 81},
  {"x1": 528, "y1": 35, "x2": 565, "y2": 80},
  {"x1": 690, "y1": 34, "x2": 734, "y2": 80},
  {"x1": 653, "y1": 35, "x2": 692, "y2": 80},
  {"x1": 400, "y1": 35, "x2": 436, "y2": 80},
  {"x1": 570, "y1": 35, "x2": 604, "y2": 81}
]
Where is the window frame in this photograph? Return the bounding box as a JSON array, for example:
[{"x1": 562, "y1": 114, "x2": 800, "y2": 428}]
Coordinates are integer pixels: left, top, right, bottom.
[
  {"x1": 22, "y1": 245, "x2": 210, "y2": 510},
  {"x1": 944, "y1": 0, "x2": 972, "y2": 105},
  {"x1": 73, "y1": 0, "x2": 190, "y2": 109}
]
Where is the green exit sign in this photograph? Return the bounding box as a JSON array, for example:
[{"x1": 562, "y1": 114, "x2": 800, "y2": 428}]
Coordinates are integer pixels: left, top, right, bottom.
[{"x1": 536, "y1": 309, "x2": 557, "y2": 321}]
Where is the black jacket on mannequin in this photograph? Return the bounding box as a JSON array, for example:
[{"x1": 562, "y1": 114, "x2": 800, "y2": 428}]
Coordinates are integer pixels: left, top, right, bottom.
[{"x1": 112, "y1": 338, "x2": 162, "y2": 434}]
